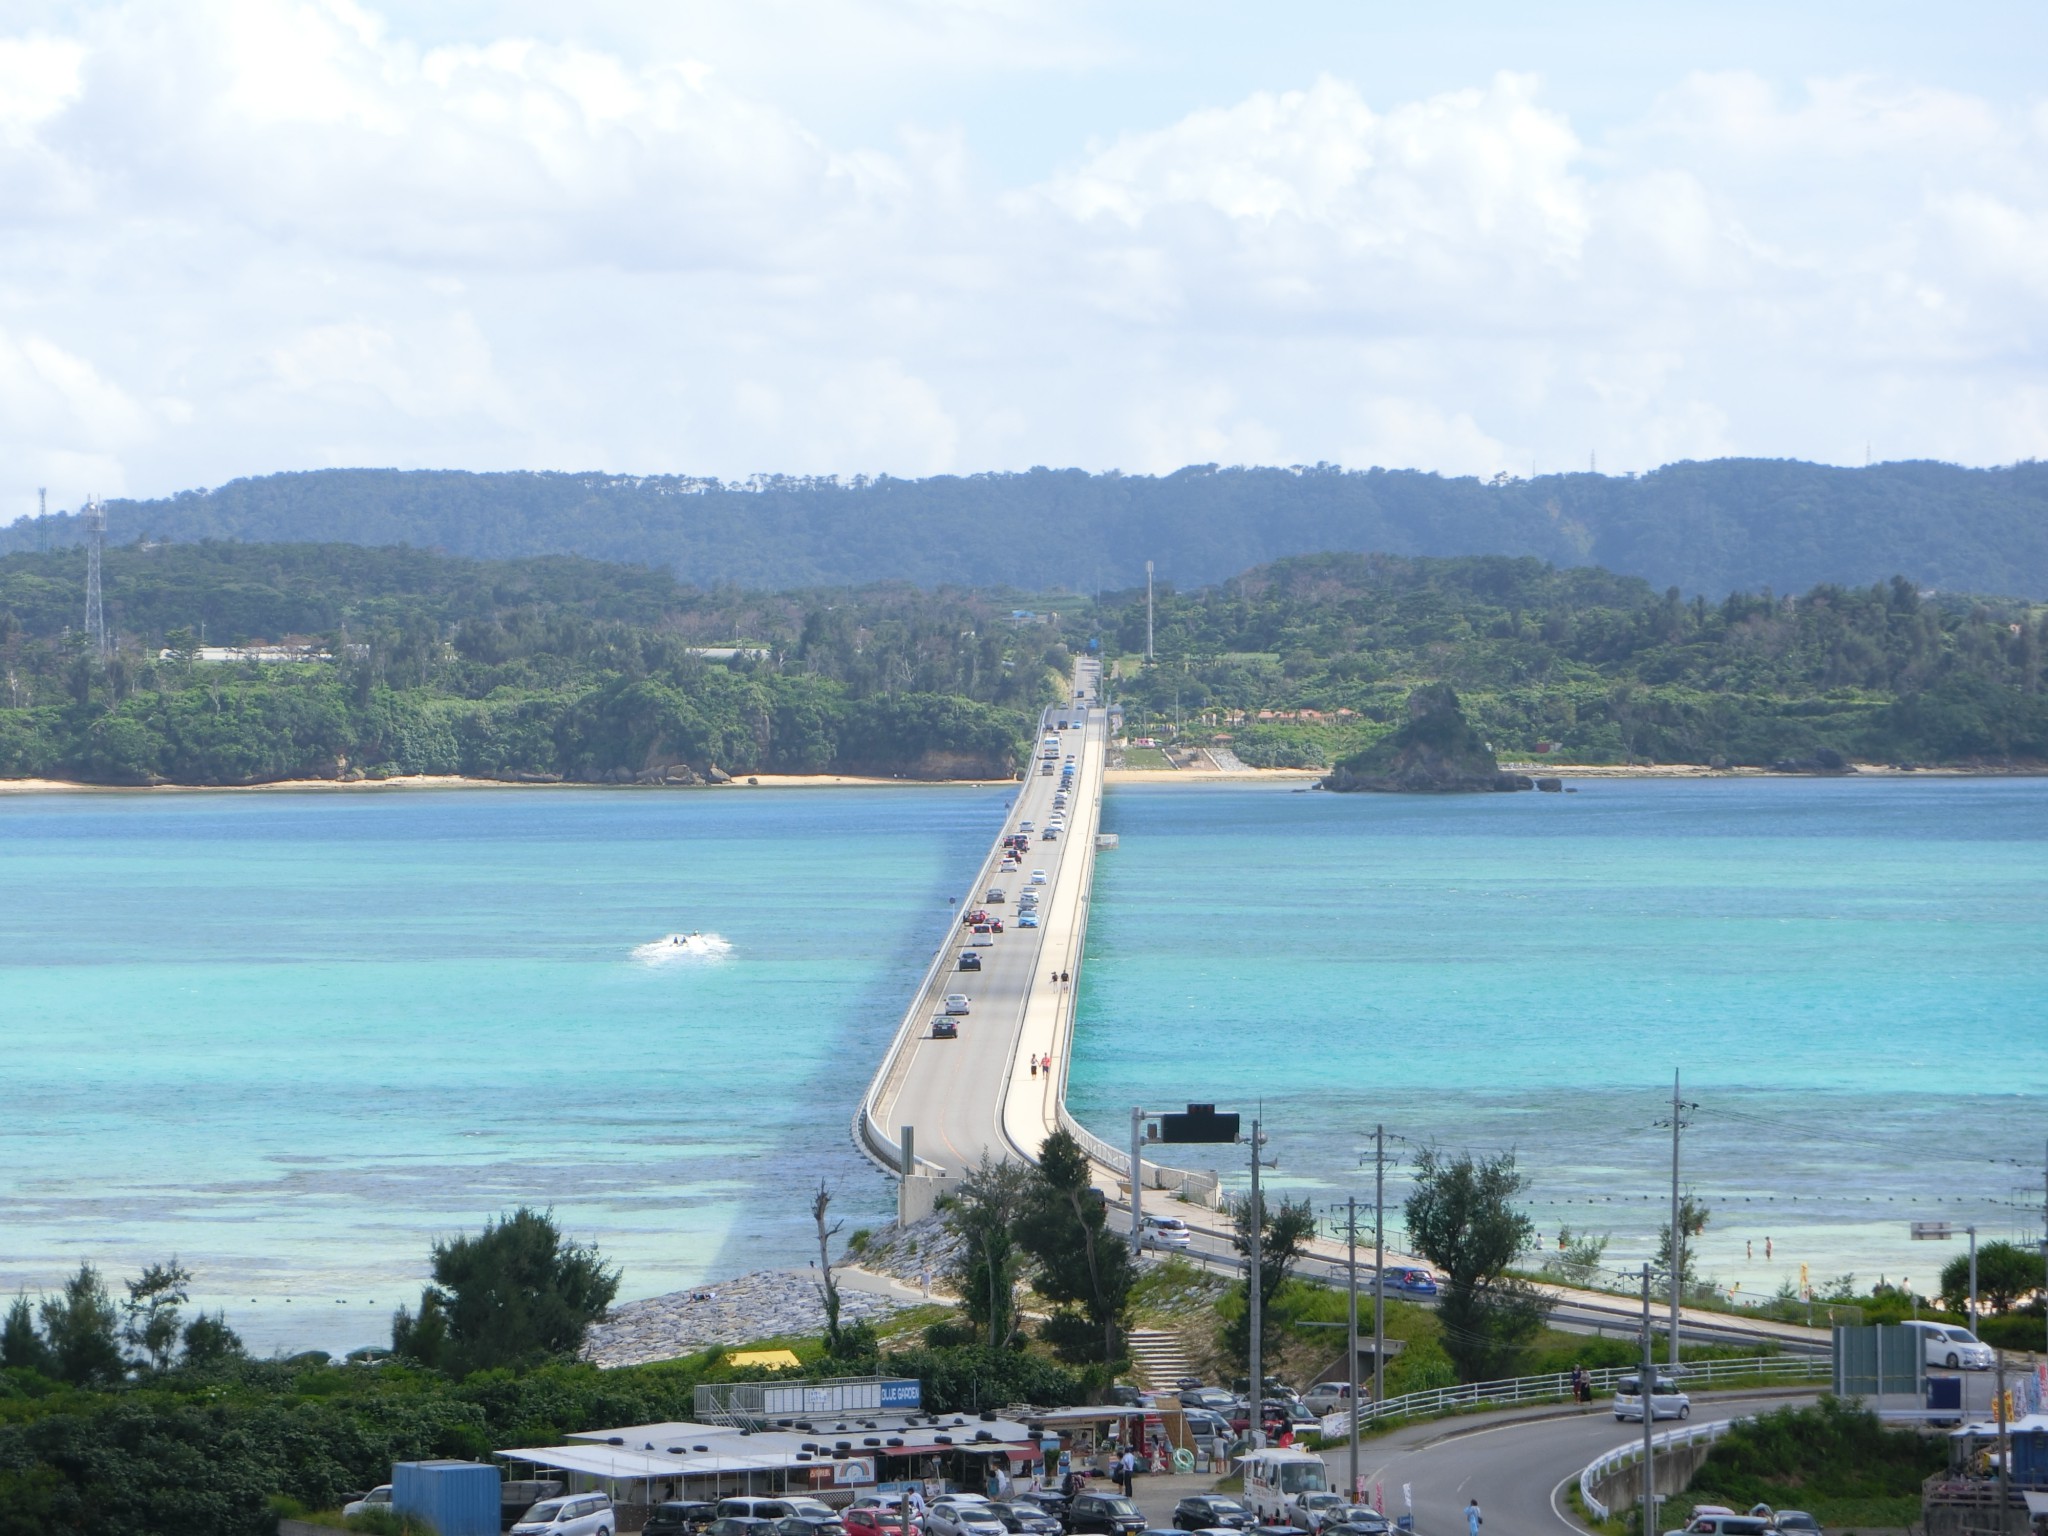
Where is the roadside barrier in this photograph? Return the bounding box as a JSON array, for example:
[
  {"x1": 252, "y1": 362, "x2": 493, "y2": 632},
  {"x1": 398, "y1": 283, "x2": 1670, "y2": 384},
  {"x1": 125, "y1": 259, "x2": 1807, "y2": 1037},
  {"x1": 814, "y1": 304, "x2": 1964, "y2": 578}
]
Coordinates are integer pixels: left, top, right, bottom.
[
  {"x1": 1315, "y1": 1353, "x2": 1827, "y2": 1440},
  {"x1": 1578, "y1": 1418, "x2": 1738, "y2": 1522}
]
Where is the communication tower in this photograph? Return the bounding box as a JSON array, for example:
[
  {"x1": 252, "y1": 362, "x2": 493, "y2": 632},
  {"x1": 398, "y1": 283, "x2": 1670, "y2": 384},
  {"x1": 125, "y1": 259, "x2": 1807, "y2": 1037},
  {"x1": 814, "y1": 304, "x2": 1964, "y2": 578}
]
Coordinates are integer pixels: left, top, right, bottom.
[
  {"x1": 1145, "y1": 560, "x2": 1155, "y2": 661},
  {"x1": 37, "y1": 488, "x2": 48, "y2": 552},
  {"x1": 83, "y1": 494, "x2": 107, "y2": 658}
]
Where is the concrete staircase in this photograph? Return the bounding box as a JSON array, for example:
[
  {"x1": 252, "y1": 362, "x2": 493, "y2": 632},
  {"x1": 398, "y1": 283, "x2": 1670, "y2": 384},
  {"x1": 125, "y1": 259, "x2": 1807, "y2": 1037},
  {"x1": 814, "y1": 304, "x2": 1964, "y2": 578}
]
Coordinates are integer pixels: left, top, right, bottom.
[{"x1": 1127, "y1": 1328, "x2": 1194, "y2": 1391}]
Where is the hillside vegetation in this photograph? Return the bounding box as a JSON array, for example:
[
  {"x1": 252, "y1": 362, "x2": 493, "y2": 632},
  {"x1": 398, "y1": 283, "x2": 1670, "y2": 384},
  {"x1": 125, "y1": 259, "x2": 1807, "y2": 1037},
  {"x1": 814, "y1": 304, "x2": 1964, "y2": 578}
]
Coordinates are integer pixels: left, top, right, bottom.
[
  {"x1": 0, "y1": 543, "x2": 1066, "y2": 784},
  {"x1": 4, "y1": 542, "x2": 2044, "y2": 783},
  {"x1": 1102, "y1": 552, "x2": 2048, "y2": 768},
  {"x1": 8, "y1": 456, "x2": 2048, "y2": 598}
]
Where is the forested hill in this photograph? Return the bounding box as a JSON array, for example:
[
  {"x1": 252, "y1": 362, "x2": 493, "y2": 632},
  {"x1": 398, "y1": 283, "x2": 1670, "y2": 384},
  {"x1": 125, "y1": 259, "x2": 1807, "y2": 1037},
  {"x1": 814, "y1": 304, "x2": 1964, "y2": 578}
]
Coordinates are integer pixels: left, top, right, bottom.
[{"x1": 8, "y1": 457, "x2": 2048, "y2": 599}]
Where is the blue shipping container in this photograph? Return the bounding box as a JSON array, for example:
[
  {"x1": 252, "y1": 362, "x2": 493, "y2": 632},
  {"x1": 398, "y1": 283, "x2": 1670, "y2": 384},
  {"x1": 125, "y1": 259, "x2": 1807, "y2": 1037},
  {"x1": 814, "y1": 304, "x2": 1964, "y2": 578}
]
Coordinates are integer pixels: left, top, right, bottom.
[{"x1": 394, "y1": 1459, "x2": 501, "y2": 1536}]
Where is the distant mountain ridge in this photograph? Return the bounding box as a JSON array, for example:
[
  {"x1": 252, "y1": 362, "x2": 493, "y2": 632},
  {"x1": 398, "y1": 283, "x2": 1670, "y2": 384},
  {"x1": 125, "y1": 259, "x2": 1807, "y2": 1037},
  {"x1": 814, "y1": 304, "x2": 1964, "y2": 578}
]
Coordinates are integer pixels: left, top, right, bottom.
[{"x1": 8, "y1": 458, "x2": 2046, "y2": 598}]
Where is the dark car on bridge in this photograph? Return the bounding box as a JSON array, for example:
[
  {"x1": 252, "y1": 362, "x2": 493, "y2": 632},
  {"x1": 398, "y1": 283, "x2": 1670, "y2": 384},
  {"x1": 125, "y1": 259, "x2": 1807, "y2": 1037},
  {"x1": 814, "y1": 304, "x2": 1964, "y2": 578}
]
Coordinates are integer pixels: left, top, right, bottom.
[
  {"x1": 931, "y1": 1017, "x2": 958, "y2": 1039},
  {"x1": 958, "y1": 951, "x2": 981, "y2": 971}
]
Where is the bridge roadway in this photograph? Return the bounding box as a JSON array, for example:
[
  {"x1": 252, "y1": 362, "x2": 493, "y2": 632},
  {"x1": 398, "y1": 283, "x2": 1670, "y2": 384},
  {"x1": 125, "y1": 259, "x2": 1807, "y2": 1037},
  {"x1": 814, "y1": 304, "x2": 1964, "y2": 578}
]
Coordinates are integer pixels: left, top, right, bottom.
[
  {"x1": 859, "y1": 658, "x2": 1106, "y2": 1177},
  {"x1": 854, "y1": 661, "x2": 1828, "y2": 1358}
]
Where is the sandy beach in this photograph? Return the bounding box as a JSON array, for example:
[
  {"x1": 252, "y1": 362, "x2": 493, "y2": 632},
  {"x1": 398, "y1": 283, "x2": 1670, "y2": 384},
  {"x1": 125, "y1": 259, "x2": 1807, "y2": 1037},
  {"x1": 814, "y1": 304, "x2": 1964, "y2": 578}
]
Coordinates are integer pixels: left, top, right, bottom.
[{"x1": 0, "y1": 772, "x2": 1017, "y2": 794}]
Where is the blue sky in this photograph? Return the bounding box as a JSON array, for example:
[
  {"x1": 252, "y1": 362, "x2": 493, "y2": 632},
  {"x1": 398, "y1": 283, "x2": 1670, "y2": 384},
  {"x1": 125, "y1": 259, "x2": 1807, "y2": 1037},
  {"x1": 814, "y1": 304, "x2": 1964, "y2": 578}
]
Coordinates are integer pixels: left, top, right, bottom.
[{"x1": 1, "y1": 1, "x2": 2043, "y2": 518}]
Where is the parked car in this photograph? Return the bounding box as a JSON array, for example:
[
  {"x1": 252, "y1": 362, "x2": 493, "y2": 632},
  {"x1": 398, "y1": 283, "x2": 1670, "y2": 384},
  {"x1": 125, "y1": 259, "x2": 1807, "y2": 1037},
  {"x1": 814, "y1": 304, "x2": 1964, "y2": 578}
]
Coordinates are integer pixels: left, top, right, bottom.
[
  {"x1": 1172, "y1": 1495, "x2": 1252, "y2": 1530},
  {"x1": 1182, "y1": 1408, "x2": 1233, "y2": 1450},
  {"x1": 1321, "y1": 1513, "x2": 1391, "y2": 1536},
  {"x1": 925, "y1": 1501, "x2": 1007, "y2": 1536},
  {"x1": 779, "y1": 1519, "x2": 845, "y2": 1536},
  {"x1": 1302, "y1": 1381, "x2": 1357, "y2": 1416},
  {"x1": 1613, "y1": 1374, "x2": 1691, "y2": 1422},
  {"x1": 718, "y1": 1503, "x2": 796, "y2": 1523},
  {"x1": 1287, "y1": 1493, "x2": 1351, "y2": 1532},
  {"x1": 1769, "y1": 1514, "x2": 1821, "y2": 1534},
  {"x1": 1659, "y1": 1517, "x2": 1774, "y2": 1536},
  {"x1": 343, "y1": 1487, "x2": 393, "y2": 1519},
  {"x1": 986, "y1": 1502, "x2": 1063, "y2": 1536},
  {"x1": 958, "y1": 951, "x2": 982, "y2": 971},
  {"x1": 644, "y1": 1503, "x2": 720, "y2": 1536},
  {"x1": 932, "y1": 1017, "x2": 958, "y2": 1039},
  {"x1": 1142, "y1": 1214, "x2": 1193, "y2": 1250},
  {"x1": 1902, "y1": 1318, "x2": 1995, "y2": 1369},
  {"x1": 1011, "y1": 1490, "x2": 1069, "y2": 1522},
  {"x1": 845, "y1": 1510, "x2": 921, "y2": 1536},
  {"x1": 512, "y1": 1493, "x2": 617, "y2": 1536},
  {"x1": 701, "y1": 1521, "x2": 777, "y2": 1536},
  {"x1": 944, "y1": 993, "x2": 971, "y2": 1014},
  {"x1": 1067, "y1": 1494, "x2": 1146, "y2": 1536},
  {"x1": 1179, "y1": 1386, "x2": 1237, "y2": 1413}
]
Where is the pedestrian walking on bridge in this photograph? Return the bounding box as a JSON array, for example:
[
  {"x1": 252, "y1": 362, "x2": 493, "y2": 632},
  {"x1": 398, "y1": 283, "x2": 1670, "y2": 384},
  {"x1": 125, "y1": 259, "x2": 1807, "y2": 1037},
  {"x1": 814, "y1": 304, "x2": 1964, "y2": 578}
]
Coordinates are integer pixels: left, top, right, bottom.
[{"x1": 1465, "y1": 1499, "x2": 1482, "y2": 1536}]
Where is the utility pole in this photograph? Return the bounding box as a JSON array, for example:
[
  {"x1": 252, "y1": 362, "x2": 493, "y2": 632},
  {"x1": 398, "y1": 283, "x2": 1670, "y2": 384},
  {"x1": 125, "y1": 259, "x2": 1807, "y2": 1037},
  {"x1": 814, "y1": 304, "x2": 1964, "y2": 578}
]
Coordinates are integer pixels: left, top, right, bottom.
[
  {"x1": 1639, "y1": 1264, "x2": 1656, "y2": 1527},
  {"x1": 1663, "y1": 1071, "x2": 1695, "y2": 1370},
  {"x1": 1373, "y1": 1125, "x2": 1387, "y2": 1410},
  {"x1": 1345, "y1": 1195, "x2": 1360, "y2": 1502},
  {"x1": 1129, "y1": 1107, "x2": 1146, "y2": 1253},
  {"x1": 1248, "y1": 1117, "x2": 1265, "y2": 1443}
]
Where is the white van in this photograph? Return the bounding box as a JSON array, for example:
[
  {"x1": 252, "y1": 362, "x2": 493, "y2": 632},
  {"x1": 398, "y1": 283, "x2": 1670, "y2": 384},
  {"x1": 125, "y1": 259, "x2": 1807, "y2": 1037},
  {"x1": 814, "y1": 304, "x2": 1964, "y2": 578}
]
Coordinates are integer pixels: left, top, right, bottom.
[
  {"x1": 1902, "y1": 1319, "x2": 1995, "y2": 1370},
  {"x1": 1241, "y1": 1448, "x2": 1331, "y2": 1523}
]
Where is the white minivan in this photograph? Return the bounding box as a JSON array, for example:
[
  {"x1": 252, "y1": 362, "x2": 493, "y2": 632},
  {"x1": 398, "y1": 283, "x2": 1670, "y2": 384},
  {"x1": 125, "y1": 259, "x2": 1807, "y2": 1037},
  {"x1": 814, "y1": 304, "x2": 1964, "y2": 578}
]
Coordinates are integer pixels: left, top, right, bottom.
[
  {"x1": 1241, "y1": 1449, "x2": 1332, "y2": 1524},
  {"x1": 1902, "y1": 1318, "x2": 1995, "y2": 1370},
  {"x1": 511, "y1": 1492, "x2": 615, "y2": 1536}
]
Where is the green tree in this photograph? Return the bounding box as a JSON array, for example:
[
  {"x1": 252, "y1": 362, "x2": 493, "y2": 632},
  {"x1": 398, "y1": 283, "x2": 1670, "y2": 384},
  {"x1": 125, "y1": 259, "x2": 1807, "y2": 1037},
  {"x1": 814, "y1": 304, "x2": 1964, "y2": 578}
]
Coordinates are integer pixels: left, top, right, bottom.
[
  {"x1": 1, "y1": 1293, "x2": 51, "y2": 1374},
  {"x1": 178, "y1": 1311, "x2": 245, "y2": 1367},
  {"x1": 390, "y1": 1207, "x2": 620, "y2": 1376},
  {"x1": 1549, "y1": 1226, "x2": 1611, "y2": 1287},
  {"x1": 1221, "y1": 1191, "x2": 1318, "y2": 1360},
  {"x1": 121, "y1": 1260, "x2": 192, "y2": 1373},
  {"x1": 1655, "y1": 1197, "x2": 1711, "y2": 1288},
  {"x1": 1017, "y1": 1130, "x2": 1133, "y2": 1364},
  {"x1": 1940, "y1": 1241, "x2": 2043, "y2": 1315},
  {"x1": 943, "y1": 1154, "x2": 1033, "y2": 1351},
  {"x1": 1404, "y1": 1149, "x2": 1544, "y2": 1382},
  {"x1": 39, "y1": 1263, "x2": 125, "y2": 1386}
]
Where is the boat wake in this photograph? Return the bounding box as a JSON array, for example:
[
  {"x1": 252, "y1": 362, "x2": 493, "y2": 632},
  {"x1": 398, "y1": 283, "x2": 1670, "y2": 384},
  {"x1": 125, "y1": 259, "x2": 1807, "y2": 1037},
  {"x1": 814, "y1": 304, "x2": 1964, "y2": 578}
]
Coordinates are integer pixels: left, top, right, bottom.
[{"x1": 632, "y1": 932, "x2": 733, "y2": 964}]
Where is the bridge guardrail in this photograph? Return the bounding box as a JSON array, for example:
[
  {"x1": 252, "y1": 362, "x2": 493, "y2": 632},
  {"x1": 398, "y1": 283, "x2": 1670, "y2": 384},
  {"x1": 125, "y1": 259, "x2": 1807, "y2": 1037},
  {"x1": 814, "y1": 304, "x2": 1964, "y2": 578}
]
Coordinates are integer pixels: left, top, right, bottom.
[
  {"x1": 1578, "y1": 1417, "x2": 1737, "y2": 1522},
  {"x1": 1316, "y1": 1353, "x2": 1826, "y2": 1442}
]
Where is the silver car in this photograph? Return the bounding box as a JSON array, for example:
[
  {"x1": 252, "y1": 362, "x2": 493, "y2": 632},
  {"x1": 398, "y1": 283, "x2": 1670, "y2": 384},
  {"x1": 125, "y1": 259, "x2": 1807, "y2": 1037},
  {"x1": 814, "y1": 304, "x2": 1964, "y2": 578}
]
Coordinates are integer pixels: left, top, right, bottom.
[{"x1": 926, "y1": 1499, "x2": 1008, "y2": 1536}]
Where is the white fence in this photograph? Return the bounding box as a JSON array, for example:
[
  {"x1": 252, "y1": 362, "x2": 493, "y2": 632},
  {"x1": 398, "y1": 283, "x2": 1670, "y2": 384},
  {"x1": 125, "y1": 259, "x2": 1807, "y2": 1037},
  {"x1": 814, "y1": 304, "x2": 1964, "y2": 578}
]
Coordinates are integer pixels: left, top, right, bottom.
[
  {"x1": 1579, "y1": 1418, "x2": 1737, "y2": 1523},
  {"x1": 1316, "y1": 1353, "x2": 1827, "y2": 1440}
]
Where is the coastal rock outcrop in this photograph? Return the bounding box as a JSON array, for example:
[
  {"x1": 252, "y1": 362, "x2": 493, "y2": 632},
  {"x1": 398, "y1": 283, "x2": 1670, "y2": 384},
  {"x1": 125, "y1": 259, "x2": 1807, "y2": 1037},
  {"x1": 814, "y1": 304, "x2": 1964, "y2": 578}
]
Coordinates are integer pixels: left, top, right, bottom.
[
  {"x1": 1322, "y1": 683, "x2": 1533, "y2": 794},
  {"x1": 581, "y1": 1268, "x2": 913, "y2": 1367}
]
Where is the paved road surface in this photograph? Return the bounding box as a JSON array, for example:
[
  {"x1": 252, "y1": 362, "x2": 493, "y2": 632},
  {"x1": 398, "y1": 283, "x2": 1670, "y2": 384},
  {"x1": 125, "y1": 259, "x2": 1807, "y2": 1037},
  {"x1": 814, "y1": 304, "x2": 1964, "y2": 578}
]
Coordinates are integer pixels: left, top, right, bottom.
[
  {"x1": 867, "y1": 661, "x2": 1105, "y2": 1174},
  {"x1": 1347, "y1": 1390, "x2": 1816, "y2": 1535}
]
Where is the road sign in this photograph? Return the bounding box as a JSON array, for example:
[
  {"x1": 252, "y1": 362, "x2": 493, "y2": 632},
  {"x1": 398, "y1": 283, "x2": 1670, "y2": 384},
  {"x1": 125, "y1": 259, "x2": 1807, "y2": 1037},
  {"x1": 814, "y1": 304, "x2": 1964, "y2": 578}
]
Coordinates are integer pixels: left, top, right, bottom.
[
  {"x1": 1911, "y1": 1221, "x2": 1954, "y2": 1240},
  {"x1": 1159, "y1": 1104, "x2": 1240, "y2": 1143}
]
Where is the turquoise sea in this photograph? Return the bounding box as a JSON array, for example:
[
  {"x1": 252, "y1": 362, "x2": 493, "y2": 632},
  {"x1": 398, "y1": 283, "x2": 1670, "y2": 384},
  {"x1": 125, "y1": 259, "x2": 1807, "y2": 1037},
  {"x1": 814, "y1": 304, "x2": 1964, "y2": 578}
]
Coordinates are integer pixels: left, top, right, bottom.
[
  {"x1": 1070, "y1": 777, "x2": 2048, "y2": 1303},
  {"x1": 0, "y1": 786, "x2": 1008, "y2": 1354},
  {"x1": 3, "y1": 777, "x2": 2045, "y2": 1355}
]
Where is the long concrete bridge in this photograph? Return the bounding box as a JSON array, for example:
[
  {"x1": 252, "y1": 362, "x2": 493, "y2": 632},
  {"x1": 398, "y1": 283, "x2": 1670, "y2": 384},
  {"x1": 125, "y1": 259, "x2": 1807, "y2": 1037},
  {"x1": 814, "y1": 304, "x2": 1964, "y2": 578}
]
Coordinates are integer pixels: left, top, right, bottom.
[{"x1": 851, "y1": 662, "x2": 1828, "y2": 1357}]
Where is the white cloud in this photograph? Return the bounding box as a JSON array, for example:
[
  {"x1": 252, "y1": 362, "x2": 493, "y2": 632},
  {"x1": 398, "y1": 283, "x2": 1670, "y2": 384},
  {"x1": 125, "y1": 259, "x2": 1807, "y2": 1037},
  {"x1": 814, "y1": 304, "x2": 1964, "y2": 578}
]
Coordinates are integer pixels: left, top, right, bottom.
[{"x1": 0, "y1": 3, "x2": 2044, "y2": 522}]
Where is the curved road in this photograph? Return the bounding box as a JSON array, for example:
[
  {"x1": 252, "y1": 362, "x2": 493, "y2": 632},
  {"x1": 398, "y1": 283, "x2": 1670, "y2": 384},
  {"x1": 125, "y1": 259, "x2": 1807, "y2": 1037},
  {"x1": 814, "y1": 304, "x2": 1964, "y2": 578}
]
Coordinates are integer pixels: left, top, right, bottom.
[{"x1": 1351, "y1": 1390, "x2": 1816, "y2": 1535}]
